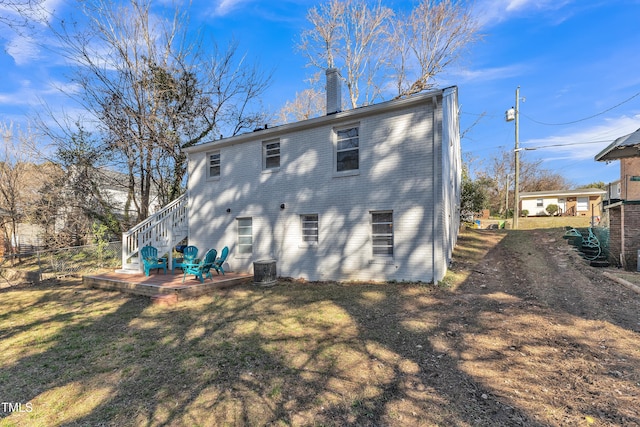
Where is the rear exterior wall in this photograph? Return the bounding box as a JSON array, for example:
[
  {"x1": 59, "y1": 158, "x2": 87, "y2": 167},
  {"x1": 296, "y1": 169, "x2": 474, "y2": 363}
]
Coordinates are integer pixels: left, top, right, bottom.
[{"x1": 187, "y1": 94, "x2": 452, "y2": 283}]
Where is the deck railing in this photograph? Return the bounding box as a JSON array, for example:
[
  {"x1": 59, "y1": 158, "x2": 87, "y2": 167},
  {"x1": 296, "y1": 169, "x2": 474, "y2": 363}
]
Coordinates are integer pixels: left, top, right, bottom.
[{"x1": 121, "y1": 194, "x2": 188, "y2": 273}]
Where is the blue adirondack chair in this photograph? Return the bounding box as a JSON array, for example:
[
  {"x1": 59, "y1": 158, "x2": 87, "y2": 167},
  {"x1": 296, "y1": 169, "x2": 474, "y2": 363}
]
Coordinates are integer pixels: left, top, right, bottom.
[
  {"x1": 140, "y1": 245, "x2": 167, "y2": 276},
  {"x1": 172, "y1": 245, "x2": 199, "y2": 273},
  {"x1": 213, "y1": 246, "x2": 229, "y2": 275},
  {"x1": 183, "y1": 248, "x2": 217, "y2": 283}
]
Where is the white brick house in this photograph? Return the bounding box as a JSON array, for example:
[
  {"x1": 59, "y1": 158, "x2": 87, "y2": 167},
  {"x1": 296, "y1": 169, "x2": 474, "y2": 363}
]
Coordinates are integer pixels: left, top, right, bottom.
[{"x1": 184, "y1": 83, "x2": 461, "y2": 283}]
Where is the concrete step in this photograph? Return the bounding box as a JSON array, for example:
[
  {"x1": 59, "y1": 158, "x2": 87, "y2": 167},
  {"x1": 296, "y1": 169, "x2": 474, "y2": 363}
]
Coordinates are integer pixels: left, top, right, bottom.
[{"x1": 590, "y1": 259, "x2": 610, "y2": 268}]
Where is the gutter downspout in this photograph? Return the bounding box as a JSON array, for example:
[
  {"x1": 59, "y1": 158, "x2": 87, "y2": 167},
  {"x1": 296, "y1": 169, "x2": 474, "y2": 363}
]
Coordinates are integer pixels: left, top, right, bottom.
[{"x1": 432, "y1": 95, "x2": 438, "y2": 283}]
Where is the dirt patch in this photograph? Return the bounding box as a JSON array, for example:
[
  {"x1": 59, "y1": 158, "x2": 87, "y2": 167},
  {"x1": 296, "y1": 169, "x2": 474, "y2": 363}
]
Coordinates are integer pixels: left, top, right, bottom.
[{"x1": 443, "y1": 228, "x2": 640, "y2": 426}]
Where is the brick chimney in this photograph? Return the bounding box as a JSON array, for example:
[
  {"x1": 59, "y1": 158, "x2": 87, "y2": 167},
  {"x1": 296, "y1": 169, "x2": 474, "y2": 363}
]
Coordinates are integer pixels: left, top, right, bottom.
[{"x1": 325, "y1": 68, "x2": 342, "y2": 115}]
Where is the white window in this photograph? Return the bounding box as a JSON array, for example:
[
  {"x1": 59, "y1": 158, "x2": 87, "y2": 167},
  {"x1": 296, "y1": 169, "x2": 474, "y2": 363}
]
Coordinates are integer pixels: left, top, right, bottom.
[
  {"x1": 577, "y1": 197, "x2": 589, "y2": 211},
  {"x1": 263, "y1": 139, "x2": 280, "y2": 170},
  {"x1": 335, "y1": 126, "x2": 359, "y2": 172},
  {"x1": 536, "y1": 198, "x2": 543, "y2": 207},
  {"x1": 301, "y1": 214, "x2": 319, "y2": 244},
  {"x1": 372, "y1": 211, "x2": 393, "y2": 257},
  {"x1": 208, "y1": 151, "x2": 220, "y2": 178},
  {"x1": 237, "y1": 218, "x2": 252, "y2": 254}
]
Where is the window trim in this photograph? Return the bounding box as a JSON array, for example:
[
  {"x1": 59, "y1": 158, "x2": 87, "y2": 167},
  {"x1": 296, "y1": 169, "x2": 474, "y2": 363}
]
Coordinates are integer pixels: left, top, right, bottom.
[
  {"x1": 333, "y1": 123, "x2": 360, "y2": 177},
  {"x1": 207, "y1": 150, "x2": 221, "y2": 180},
  {"x1": 262, "y1": 138, "x2": 281, "y2": 172},
  {"x1": 577, "y1": 197, "x2": 589, "y2": 211},
  {"x1": 237, "y1": 217, "x2": 253, "y2": 257},
  {"x1": 299, "y1": 213, "x2": 319, "y2": 247},
  {"x1": 371, "y1": 210, "x2": 393, "y2": 258}
]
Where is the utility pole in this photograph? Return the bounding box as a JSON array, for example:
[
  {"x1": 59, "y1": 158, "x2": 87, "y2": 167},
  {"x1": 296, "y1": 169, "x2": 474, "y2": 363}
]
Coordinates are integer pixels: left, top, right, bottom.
[
  {"x1": 514, "y1": 86, "x2": 520, "y2": 229},
  {"x1": 505, "y1": 86, "x2": 522, "y2": 229}
]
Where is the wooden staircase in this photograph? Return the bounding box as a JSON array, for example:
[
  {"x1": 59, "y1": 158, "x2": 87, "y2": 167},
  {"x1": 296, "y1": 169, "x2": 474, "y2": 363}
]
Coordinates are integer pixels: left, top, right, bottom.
[{"x1": 118, "y1": 194, "x2": 188, "y2": 274}]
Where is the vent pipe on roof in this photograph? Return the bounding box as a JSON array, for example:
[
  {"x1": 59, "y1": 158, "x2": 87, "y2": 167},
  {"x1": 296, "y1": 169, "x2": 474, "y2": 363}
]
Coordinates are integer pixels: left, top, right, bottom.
[{"x1": 326, "y1": 68, "x2": 342, "y2": 115}]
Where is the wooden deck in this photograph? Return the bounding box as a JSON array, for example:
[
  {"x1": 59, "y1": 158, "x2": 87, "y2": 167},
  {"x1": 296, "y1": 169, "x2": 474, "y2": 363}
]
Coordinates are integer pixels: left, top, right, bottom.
[{"x1": 83, "y1": 269, "x2": 253, "y2": 302}]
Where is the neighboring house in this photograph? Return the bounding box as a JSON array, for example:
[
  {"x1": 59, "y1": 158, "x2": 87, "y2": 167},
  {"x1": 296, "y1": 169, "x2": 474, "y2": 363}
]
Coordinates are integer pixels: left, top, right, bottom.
[
  {"x1": 5, "y1": 167, "x2": 162, "y2": 253},
  {"x1": 65, "y1": 167, "x2": 163, "y2": 220},
  {"x1": 182, "y1": 72, "x2": 461, "y2": 283},
  {"x1": 595, "y1": 127, "x2": 640, "y2": 269},
  {"x1": 519, "y1": 188, "x2": 605, "y2": 219}
]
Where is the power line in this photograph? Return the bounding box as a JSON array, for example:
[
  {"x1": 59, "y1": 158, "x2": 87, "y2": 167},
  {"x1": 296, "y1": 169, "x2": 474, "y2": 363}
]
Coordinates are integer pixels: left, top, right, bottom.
[
  {"x1": 523, "y1": 139, "x2": 614, "y2": 150},
  {"x1": 522, "y1": 90, "x2": 640, "y2": 126}
]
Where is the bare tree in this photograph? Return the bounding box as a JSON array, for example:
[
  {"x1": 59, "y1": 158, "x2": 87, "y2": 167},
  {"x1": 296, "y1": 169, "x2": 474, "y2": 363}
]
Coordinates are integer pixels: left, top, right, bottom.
[
  {"x1": 299, "y1": 0, "x2": 342, "y2": 70},
  {"x1": 42, "y1": 0, "x2": 270, "y2": 223},
  {"x1": 0, "y1": 125, "x2": 24, "y2": 259},
  {"x1": 395, "y1": 0, "x2": 481, "y2": 97},
  {"x1": 475, "y1": 148, "x2": 571, "y2": 216},
  {"x1": 297, "y1": 0, "x2": 480, "y2": 106},
  {"x1": 0, "y1": 0, "x2": 46, "y2": 31},
  {"x1": 0, "y1": 123, "x2": 63, "y2": 257},
  {"x1": 299, "y1": 0, "x2": 394, "y2": 108},
  {"x1": 276, "y1": 88, "x2": 325, "y2": 124}
]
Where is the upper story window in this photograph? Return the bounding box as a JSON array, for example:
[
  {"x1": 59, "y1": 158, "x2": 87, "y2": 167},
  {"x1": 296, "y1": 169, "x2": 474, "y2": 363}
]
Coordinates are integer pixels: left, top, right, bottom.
[
  {"x1": 263, "y1": 139, "x2": 280, "y2": 170},
  {"x1": 335, "y1": 126, "x2": 359, "y2": 172},
  {"x1": 208, "y1": 151, "x2": 221, "y2": 178}
]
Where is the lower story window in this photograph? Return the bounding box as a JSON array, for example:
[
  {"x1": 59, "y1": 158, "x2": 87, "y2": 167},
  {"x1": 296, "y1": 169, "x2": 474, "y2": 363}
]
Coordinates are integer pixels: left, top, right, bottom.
[
  {"x1": 577, "y1": 197, "x2": 588, "y2": 211},
  {"x1": 301, "y1": 214, "x2": 319, "y2": 243},
  {"x1": 372, "y1": 211, "x2": 393, "y2": 257},
  {"x1": 237, "y1": 218, "x2": 252, "y2": 254}
]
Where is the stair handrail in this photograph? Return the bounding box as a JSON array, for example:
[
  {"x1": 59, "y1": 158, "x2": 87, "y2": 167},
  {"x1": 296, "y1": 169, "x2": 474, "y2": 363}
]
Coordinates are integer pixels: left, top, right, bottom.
[{"x1": 122, "y1": 194, "x2": 188, "y2": 271}]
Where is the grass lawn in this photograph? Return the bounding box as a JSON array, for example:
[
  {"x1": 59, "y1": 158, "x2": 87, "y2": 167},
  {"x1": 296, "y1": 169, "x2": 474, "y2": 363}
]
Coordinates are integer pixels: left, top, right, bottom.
[
  {"x1": 1, "y1": 278, "x2": 462, "y2": 426},
  {"x1": 1, "y1": 228, "x2": 638, "y2": 426}
]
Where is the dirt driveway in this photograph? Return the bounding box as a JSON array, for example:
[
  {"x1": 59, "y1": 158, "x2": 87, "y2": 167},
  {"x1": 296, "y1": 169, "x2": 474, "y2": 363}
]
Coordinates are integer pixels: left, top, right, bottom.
[{"x1": 445, "y1": 228, "x2": 640, "y2": 426}]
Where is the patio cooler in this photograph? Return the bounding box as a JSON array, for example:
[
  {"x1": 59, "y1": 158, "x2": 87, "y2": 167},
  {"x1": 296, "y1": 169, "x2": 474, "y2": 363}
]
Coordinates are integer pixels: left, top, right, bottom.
[{"x1": 253, "y1": 259, "x2": 277, "y2": 287}]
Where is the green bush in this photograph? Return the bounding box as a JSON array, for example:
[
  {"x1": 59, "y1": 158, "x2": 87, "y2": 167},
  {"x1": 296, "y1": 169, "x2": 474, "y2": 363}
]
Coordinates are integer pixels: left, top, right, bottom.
[{"x1": 546, "y1": 204, "x2": 559, "y2": 216}]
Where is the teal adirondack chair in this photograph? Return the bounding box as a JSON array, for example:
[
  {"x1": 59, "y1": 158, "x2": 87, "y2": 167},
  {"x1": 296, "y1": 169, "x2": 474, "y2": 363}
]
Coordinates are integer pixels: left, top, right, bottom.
[
  {"x1": 183, "y1": 248, "x2": 217, "y2": 283},
  {"x1": 213, "y1": 246, "x2": 229, "y2": 275},
  {"x1": 140, "y1": 246, "x2": 167, "y2": 276},
  {"x1": 172, "y1": 245, "x2": 199, "y2": 273}
]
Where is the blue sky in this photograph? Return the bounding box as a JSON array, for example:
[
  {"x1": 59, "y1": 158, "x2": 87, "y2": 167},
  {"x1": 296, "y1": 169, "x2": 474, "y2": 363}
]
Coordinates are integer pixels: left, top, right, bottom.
[{"x1": 2, "y1": 0, "x2": 640, "y2": 186}]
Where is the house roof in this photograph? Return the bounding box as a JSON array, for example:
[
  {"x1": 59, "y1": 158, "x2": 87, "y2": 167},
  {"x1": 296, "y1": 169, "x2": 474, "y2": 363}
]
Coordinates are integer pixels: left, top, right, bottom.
[
  {"x1": 594, "y1": 128, "x2": 640, "y2": 161},
  {"x1": 519, "y1": 188, "x2": 606, "y2": 199},
  {"x1": 184, "y1": 87, "x2": 456, "y2": 154}
]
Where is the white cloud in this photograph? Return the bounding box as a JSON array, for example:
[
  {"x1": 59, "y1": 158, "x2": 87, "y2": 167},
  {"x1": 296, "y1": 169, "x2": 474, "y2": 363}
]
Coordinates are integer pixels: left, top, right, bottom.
[
  {"x1": 474, "y1": 0, "x2": 575, "y2": 27},
  {"x1": 0, "y1": 80, "x2": 40, "y2": 106},
  {"x1": 448, "y1": 64, "x2": 526, "y2": 84},
  {"x1": 522, "y1": 114, "x2": 640, "y2": 161},
  {"x1": 213, "y1": 0, "x2": 253, "y2": 16},
  {"x1": 5, "y1": 35, "x2": 42, "y2": 66},
  {"x1": 31, "y1": 0, "x2": 66, "y2": 23}
]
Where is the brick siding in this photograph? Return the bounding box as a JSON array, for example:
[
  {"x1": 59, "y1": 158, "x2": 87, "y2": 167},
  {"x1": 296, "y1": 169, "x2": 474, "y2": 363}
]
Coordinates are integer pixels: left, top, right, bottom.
[
  {"x1": 186, "y1": 91, "x2": 460, "y2": 283},
  {"x1": 608, "y1": 202, "x2": 640, "y2": 270}
]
